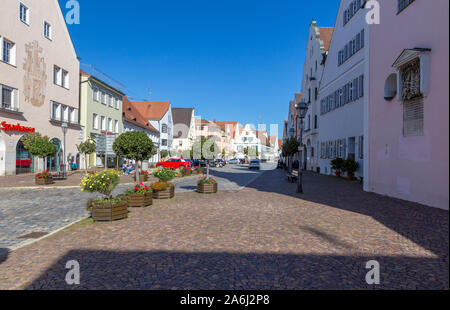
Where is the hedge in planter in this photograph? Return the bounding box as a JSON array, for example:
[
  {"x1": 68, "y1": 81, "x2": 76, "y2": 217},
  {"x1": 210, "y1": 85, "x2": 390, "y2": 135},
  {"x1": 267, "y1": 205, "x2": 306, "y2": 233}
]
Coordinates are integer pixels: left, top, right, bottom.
[
  {"x1": 331, "y1": 158, "x2": 344, "y2": 178},
  {"x1": 152, "y1": 168, "x2": 176, "y2": 199},
  {"x1": 81, "y1": 170, "x2": 128, "y2": 222},
  {"x1": 125, "y1": 183, "x2": 152, "y2": 207},
  {"x1": 197, "y1": 176, "x2": 218, "y2": 194},
  {"x1": 35, "y1": 170, "x2": 54, "y2": 185}
]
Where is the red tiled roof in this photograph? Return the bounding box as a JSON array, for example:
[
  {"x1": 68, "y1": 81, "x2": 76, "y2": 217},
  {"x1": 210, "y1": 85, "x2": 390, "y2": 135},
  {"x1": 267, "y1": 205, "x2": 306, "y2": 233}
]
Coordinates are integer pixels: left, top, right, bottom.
[
  {"x1": 123, "y1": 96, "x2": 159, "y2": 133},
  {"x1": 318, "y1": 27, "x2": 334, "y2": 52},
  {"x1": 278, "y1": 139, "x2": 283, "y2": 149},
  {"x1": 131, "y1": 101, "x2": 171, "y2": 121},
  {"x1": 214, "y1": 121, "x2": 238, "y2": 139}
]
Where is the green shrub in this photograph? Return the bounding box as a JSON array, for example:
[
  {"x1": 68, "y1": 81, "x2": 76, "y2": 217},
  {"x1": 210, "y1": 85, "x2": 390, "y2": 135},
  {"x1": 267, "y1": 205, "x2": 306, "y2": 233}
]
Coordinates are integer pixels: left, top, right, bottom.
[
  {"x1": 81, "y1": 169, "x2": 120, "y2": 199},
  {"x1": 342, "y1": 159, "x2": 359, "y2": 174},
  {"x1": 153, "y1": 168, "x2": 176, "y2": 182},
  {"x1": 331, "y1": 158, "x2": 344, "y2": 172}
]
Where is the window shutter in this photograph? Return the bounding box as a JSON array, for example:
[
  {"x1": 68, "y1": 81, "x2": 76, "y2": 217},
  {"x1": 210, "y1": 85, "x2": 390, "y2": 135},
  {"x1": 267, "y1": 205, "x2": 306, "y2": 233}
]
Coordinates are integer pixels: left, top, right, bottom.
[
  {"x1": 343, "y1": 139, "x2": 347, "y2": 159},
  {"x1": 403, "y1": 97, "x2": 424, "y2": 136},
  {"x1": 354, "y1": 78, "x2": 359, "y2": 99}
]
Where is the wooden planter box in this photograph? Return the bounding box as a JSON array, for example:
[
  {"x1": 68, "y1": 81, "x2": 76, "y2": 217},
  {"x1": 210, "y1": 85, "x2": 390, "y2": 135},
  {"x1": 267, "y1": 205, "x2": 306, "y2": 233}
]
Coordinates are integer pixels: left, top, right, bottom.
[
  {"x1": 92, "y1": 200, "x2": 128, "y2": 222},
  {"x1": 133, "y1": 174, "x2": 149, "y2": 182},
  {"x1": 127, "y1": 192, "x2": 153, "y2": 208},
  {"x1": 35, "y1": 177, "x2": 54, "y2": 185},
  {"x1": 152, "y1": 185, "x2": 175, "y2": 199},
  {"x1": 197, "y1": 182, "x2": 218, "y2": 194}
]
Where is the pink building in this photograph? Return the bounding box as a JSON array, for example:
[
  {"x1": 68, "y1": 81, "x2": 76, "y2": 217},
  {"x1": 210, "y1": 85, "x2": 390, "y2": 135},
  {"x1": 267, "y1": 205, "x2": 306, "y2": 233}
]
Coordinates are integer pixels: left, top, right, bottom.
[{"x1": 368, "y1": 0, "x2": 449, "y2": 210}]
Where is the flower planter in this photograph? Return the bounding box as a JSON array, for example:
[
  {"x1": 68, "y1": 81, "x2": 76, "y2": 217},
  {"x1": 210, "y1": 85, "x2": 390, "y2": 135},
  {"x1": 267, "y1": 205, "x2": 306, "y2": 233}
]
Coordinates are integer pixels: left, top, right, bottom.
[
  {"x1": 92, "y1": 200, "x2": 128, "y2": 222},
  {"x1": 127, "y1": 192, "x2": 153, "y2": 208},
  {"x1": 347, "y1": 173, "x2": 354, "y2": 180},
  {"x1": 35, "y1": 177, "x2": 54, "y2": 185},
  {"x1": 152, "y1": 185, "x2": 175, "y2": 199},
  {"x1": 133, "y1": 174, "x2": 148, "y2": 182},
  {"x1": 182, "y1": 169, "x2": 192, "y2": 177},
  {"x1": 335, "y1": 171, "x2": 341, "y2": 178},
  {"x1": 197, "y1": 182, "x2": 218, "y2": 194}
]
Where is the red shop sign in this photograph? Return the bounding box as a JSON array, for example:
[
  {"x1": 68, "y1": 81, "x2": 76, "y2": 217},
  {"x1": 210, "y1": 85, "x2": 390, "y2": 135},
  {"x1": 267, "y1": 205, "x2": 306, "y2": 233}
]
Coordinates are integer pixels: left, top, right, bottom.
[{"x1": 1, "y1": 121, "x2": 35, "y2": 133}]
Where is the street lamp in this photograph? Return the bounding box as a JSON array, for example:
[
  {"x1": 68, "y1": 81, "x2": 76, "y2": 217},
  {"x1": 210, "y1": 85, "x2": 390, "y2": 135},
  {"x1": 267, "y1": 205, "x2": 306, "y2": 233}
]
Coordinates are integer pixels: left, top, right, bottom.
[
  {"x1": 61, "y1": 122, "x2": 68, "y2": 179},
  {"x1": 295, "y1": 102, "x2": 308, "y2": 194}
]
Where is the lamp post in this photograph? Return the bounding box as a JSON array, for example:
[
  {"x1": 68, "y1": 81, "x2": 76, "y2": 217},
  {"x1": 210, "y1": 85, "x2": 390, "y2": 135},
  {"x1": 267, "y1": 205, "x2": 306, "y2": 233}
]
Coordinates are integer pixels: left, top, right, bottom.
[
  {"x1": 295, "y1": 102, "x2": 308, "y2": 194},
  {"x1": 61, "y1": 122, "x2": 68, "y2": 178}
]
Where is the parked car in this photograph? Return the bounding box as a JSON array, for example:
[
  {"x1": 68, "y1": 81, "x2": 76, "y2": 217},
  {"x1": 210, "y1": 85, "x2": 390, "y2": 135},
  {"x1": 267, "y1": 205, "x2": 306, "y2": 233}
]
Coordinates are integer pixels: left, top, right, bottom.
[
  {"x1": 187, "y1": 159, "x2": 201, "y2": 169},
  {"x1": 216, "y1": 159, "x2": 226, "y2": 166},
  {"x1": 156, "y1": 158, "x2": 191, "y2": 170},
  {"x1": 249, "y1": 160, "x2": 261, "y2": 170},
  {"x1": 228, "y1": 158, "x2": 239, "y2": 164},
  {"x1": 239, "y1": 158, "x2": 245, "y2": 165},
  {"x1": 209, "y1": 159, "x2": 224, "y2": 168}
]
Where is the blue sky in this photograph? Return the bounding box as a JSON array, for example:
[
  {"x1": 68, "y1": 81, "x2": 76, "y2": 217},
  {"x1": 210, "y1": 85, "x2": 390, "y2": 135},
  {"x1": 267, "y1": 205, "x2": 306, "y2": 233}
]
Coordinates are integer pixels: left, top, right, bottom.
[{"x1": 60, "y1": 0, "x2": 340, "y2": 138}]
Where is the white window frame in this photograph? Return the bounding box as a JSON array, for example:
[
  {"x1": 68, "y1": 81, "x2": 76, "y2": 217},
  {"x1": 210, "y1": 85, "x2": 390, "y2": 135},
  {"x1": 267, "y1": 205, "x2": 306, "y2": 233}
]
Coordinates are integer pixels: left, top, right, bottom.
[
  {"x1": 101, "y1": 91, "x2": 106, "y2": 105},
  {"x1": 114, "y1": 120, "x2": 119, "y2": 133},
  {"x1": 51, "y1": 101, "x2": 61, "y2": 121},
  {"x1": 1, "y1": 85, "x2": 18, "y2": 111},
  {"x1": 93, "y1": 113, "x2": 99, "y2": 130},
  {"x1": 1, "y1": 38, "x2": 16, "y2": 66},
  {"x1": 19, "y1": 2, "x2": 30, "y2": 25},
  {"x1": 44, "y1": 21, "x2": 52, "y2": 40},
  {"x1": 62, "y1": 70, "x2": 69, "y2": 89},
  {"x1": 107, "y1": 118, "x2": 113, "y2": 132},
  {"x1": 93, "y1": 87, "x2": 99, "y2": 102},
  {"x1": 101, "y1": 116, "x2": 106, "y2": 131}
]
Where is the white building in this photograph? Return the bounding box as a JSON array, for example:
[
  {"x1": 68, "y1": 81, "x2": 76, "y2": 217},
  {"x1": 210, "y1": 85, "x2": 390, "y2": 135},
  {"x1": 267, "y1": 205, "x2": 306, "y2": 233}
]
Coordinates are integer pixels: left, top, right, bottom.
[
  {"x1": 130, "y1": 101, "x2": 174, "y2": 159},
  {"x1": 172, "y1": 108, "x2": 196, "y2": 157},
  {"x1": 317, "y1": 0, "x2": 369, "y2": 187},
  {"x1": 300, "y1": 22, "x2": 333, "y2": 172},
  {"x1": 122, "y1": 96, "x2": 159, "y2": 163}
]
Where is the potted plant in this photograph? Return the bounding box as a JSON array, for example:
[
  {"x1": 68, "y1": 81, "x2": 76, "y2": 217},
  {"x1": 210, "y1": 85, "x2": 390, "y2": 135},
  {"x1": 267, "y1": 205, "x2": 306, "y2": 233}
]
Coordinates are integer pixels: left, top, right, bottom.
[
  {"x1": 174, "y1": 168, "x2": 183, "y2": 178},
  {"x1": 331, "y1": 158, "x2": 344, "y2": 178},
  {"x1": 133, "y1": 170, "x2": 149, "y2": 182},
  {"x1": 342, "y1": 159, "x2": 359, "y2": 180},
  {"x1": 81, "y1": 169, "x2": 128, "y2": 222},
  {"x1": 125, "y1": 183, "x2": 152, "y2": 208},
  {"x1": 182, "y1": 167, "x2": 192, "y2": 177},
  {"x1": 35, "y1": 170, "x2": 54, "y2": 185},
  {"x1": 152, "y1": 168, "x2": 176, "y2": 199},
  {"x1": 197, "y1": 176, "x2": 218, "y2": 194}
]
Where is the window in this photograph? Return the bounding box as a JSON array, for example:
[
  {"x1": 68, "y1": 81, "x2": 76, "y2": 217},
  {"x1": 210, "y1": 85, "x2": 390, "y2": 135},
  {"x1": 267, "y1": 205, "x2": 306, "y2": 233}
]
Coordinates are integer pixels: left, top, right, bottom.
[
  {"x1": 358, "y1": 136, "x2": 364, "y2": 159},
  {"x1": 114, "y1": 97, "x2": 119, "y2": 109},
  {"x1": 2, "y1": 39, "x2": 15, "y2": 65},
  {"x1": 101, "y1": 91, "x2": 106, "y2": 104},
  {"x1": 93, "y1": 113, "x2": 99, "y2": 129},
  {"x1": 101, "y1": 116, "x2": 106, "y2": 131},
  {"x1": 62, "y1": 105, "x2": 69, "y2": 122},
  {"x1": 1, "y1": 85, "x2": 18, "y2": 111},
  {"x1": 161, "y1": 139, "x2": 168, "y2": 146},
  {"x1": 179, "y1": 141, "x2": 183, "y2": 146},
  {"x1": 93, "y1": 87, "x2": 99, "y2": 101},
  {"x1": 62, "y1": 70, "x2": 69, "y2": 88},
  {"x1": 162, "y1": 124, "x2": 168, "y2": 133},
  {"x1": 108, "y1": 118, "x2": 113, "y2": 132},
  {"x1": 314, "y1": 115, "x2": 318, "y2": 129},
  {"x1": 51, "y1": 102, "x2": 61, "y2": 121},
  {"x1": 398, "y1": 0, "x2": 415, "y2": 13},
  {"x1": 403, "y1": 97, "x2": 424, "y2": 137},
  {"x1": 53, "y1": 66, "x2": 69, "y2": 88},
  {"x1": 44, "y1": 21, "x2": 52, "y2": 39},
  {"x1": 114, "y1": 120, "x2": 119, "y2": 133},
  {"x1": 19, "y1": 3, "x2": 29, "y2": 24},
  {"x1": 344, "y1": 0, "x2": 362, "y2": 25},
  {"x1": 338, "y1": 29, "x2": 365, "y2": 66}
]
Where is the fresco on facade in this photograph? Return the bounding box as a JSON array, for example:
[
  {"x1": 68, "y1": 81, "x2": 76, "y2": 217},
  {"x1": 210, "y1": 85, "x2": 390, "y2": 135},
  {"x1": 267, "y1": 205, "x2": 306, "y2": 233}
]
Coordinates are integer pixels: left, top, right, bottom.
[{"x1": 23, "y1": 41, "x2": 47, "y2": 107}]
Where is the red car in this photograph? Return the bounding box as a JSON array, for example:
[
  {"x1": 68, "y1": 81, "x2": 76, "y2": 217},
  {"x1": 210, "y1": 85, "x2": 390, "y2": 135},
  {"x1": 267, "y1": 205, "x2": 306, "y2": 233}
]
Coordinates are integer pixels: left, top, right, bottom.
[{"x1": 156, "y1": 158, "x2": 191, "y2": 170}]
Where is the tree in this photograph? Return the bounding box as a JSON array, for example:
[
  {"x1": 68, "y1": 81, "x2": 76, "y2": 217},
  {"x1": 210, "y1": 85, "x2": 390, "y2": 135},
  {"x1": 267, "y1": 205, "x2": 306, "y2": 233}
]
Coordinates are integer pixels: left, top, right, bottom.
[
  {"x1": 113, "y1": 131, "x2": 156, "y2": 184},
  {"x1": 76, "y1": 139, "x2": 96, "y2": 172},
  {"x1": 191, "y1": 137, "x2": 220, "y2": 179},
  {"x1": 222, "y1": 148, "x2": 226, "y2": 159},
  {"x1": 282, "y1": 137, "x2": 300, "y2": 173},
  {"x1": 22, "y1": 132, "x2": 57, "y2": 171},
  {"x1": 160, "y1": 150, "x2": 169, "y2": 159},
  {"x1": 244, "y1": 147, "x2": 259, "y2": 158}
]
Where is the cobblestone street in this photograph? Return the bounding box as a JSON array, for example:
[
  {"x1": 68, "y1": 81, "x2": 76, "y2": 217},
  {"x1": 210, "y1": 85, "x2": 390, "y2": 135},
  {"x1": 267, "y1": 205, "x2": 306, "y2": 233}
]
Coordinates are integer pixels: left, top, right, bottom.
[{"x1": 0, "y1": 167, "x2": 448, "y2": 290}]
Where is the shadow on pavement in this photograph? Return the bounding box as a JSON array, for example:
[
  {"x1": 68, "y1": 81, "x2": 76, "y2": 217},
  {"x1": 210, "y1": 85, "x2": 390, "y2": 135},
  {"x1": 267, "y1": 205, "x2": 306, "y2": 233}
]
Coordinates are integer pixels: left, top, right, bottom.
[
  {"x1": 0, "y1": 248, "x2": 9, "y2": 265},
  {"x1": 24, "y1": 249, "x2": 448, "y2": 290},
  {"x1": 245, "y1": 169, "x2": 449, "y2": 261}
]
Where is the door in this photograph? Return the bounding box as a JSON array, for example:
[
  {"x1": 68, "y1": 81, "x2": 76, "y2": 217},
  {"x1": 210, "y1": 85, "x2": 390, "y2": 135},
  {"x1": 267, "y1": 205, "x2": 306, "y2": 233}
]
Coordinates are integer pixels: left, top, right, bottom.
[{"x1": 16, "y1": 138, "x2": 32, "y2": 174}]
